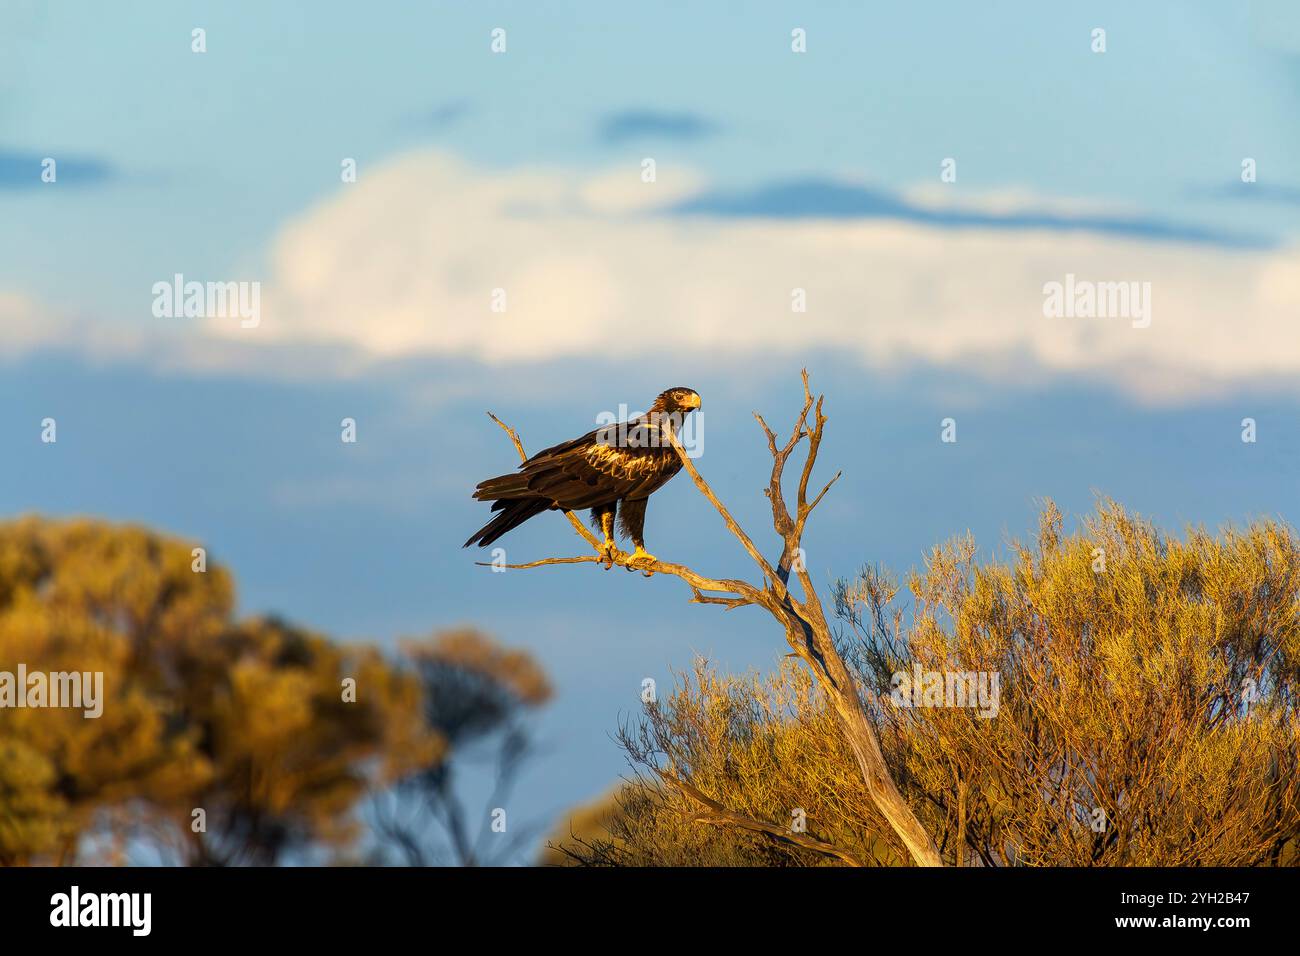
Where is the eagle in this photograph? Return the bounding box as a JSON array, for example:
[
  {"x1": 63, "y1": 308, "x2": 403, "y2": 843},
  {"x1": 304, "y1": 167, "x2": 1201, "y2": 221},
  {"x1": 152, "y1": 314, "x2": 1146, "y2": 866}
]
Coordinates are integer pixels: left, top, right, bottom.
[{"x1": 464, "y1": 387, "x2": 702, "y2": 569}]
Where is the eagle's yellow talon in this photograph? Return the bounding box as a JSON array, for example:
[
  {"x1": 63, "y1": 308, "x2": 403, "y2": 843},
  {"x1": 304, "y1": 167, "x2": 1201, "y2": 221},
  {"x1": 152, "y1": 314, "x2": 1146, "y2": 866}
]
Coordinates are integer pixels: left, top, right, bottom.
[{"x1": 628, "y1": 547, "x2": 657, "y2": 576}]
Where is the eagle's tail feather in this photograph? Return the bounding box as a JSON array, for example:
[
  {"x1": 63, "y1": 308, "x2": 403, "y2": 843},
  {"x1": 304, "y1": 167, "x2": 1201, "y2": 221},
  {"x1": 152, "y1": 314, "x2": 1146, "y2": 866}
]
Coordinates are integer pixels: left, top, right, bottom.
[
  {"x1": 463, "y1": 498, "x2": 548, "y2": 548},
  {"x1": 472, "y1": 471, "x2": 535, "y2": 501}
]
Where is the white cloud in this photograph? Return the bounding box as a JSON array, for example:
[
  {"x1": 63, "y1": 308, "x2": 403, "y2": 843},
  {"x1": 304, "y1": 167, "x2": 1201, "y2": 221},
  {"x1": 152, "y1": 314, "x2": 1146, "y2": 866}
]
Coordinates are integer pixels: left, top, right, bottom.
[
  {"x1": 0, "y1": 292, "x2": 153, "y2": 365},
  {"x1": 9, "y1": 149, "x2": 1300, "y2": 405},
  {"x1": 0, "y1": 292, "x2": 54, "y2": 356},
  {"x1": 579, "y1": 164, "x2": 706, "y2": 214},
  {"x1": 219, "y1": 148, "x2": 1300, "y2": 403}
]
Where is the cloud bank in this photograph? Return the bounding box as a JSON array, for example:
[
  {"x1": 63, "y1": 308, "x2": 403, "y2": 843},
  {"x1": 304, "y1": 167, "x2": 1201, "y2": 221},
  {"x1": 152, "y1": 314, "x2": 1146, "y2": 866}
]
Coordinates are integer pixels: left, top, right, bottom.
[
  {"x1": 224, "y1": 150, "x2": 1300, "y2": 403},
  {"x1": 7, "y1": 149, "x2": 1300, "y2": 405}
]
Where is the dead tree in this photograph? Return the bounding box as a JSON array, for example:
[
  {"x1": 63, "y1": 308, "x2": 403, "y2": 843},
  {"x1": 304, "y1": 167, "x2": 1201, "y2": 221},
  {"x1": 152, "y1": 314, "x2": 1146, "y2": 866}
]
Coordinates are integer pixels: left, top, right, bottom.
[{"x1": 480, "y1": 371, "x2": 944, "y2": 866}]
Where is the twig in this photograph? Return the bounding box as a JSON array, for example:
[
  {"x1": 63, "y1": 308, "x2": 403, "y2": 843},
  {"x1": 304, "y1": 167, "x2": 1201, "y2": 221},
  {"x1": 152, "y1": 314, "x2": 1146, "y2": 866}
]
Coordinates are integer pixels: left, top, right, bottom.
[
  {"x1": 661, "y1": 423, "x2": 785, "y2": 590},
  {"x1": 477, "y1": 556, "x2": 600, "y2": 570},
  {"x1": 487, "y1": 412, "x2": 600, "y2": 550},
  {"x1": 658, "y1": 770, "x2": 866, "y2": 867},
  {"x1": 689, "y1": 587, "x2": 752, "y2": 610}
]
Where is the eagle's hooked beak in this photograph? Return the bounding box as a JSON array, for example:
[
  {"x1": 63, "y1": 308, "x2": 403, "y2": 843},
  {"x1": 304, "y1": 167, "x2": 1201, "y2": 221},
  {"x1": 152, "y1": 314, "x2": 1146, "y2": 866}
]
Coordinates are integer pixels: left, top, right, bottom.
[{"x1": 683, "y1": 393, "x2": 702, "y2": 410}]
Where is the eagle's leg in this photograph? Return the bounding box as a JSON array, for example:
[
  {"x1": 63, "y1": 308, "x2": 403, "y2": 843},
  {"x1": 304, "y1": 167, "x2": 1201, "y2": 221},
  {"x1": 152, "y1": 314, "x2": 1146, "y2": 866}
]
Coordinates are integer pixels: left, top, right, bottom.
[
  {"x1": 619, "y1": 497, "x2": 656, "y2": 575},
  {"x1": 593, "y1": 503, "x2": 618, "y2": 569}
]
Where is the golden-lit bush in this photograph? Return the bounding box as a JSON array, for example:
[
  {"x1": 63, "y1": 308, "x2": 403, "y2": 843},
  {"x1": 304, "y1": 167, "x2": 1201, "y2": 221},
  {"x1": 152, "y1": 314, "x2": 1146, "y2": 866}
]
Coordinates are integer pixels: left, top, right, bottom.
[{"x1": 560, "y1": 501, "x2": 1300, "y2": 866}]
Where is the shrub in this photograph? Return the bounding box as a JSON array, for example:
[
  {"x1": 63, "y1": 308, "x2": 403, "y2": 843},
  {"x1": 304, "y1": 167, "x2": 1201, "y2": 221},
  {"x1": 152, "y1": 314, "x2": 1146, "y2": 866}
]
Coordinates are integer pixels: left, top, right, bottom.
[{"x1": 557, "y1": 501, "x2": 1300, "y2": 866}]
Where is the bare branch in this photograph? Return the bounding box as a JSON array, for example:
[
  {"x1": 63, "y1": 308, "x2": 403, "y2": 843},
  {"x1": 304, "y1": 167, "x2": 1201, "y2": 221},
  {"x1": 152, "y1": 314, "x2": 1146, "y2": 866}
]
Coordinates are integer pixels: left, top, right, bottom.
[
  {"x1": 689, "y1": 587, "x2": 752, "y2": 611},
  {"x1": 661, "y1": 424, "x2": 784, "y2": 589},
  {"x1": 659, "y1": 770, "x2": 866, "y2": 867},
  {"x1": 753, "y1": 412, "x2": 777, "y2": 452},
  {"x1": 786, "y1": 369, "x2": 815, "y2": 458},
  {"x1": 486, "y1": 411, "x2": 528, "y2": 462},
  {"x1": 753, "y1": 370, "x2": 815, "y2": 538},
  {"x1": 489, "y1": 550, "x2": 765, "y2": 608},
  {"x1": 794, "y1": 393, "x2": 824, "y2": 514},
  {"x1": 487, "y1": 411, "x2": 600, "y2": 549},
  {"x1": 477, "y1": 556, "x2": 599, "y2": 570},
  {"x1": 807, "y1": 471, "x2": 842, "y2": 515}
]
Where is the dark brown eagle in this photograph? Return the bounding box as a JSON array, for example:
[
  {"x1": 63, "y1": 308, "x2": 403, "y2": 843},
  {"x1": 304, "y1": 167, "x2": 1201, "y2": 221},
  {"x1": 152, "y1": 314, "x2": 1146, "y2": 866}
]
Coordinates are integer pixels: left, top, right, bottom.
[{"x1": 464, "y1": 387, "x2": 702, "y2": 568}]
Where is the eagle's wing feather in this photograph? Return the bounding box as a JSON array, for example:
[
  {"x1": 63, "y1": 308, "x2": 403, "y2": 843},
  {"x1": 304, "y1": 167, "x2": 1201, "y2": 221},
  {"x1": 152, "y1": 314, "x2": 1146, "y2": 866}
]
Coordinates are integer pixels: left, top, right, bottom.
[
  {"x1": 473, "y1": 426, "x2": 678, "y2": 510},
  {"x1": 465, "y1": 413, "x2": 689, "y2": 548}
]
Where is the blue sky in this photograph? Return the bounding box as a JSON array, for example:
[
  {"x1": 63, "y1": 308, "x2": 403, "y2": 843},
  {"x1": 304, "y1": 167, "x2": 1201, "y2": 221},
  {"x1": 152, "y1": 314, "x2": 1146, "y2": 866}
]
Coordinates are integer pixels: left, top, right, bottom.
[{"x1": 3, "y1": 0, "x2": 1300, "y2": 858}]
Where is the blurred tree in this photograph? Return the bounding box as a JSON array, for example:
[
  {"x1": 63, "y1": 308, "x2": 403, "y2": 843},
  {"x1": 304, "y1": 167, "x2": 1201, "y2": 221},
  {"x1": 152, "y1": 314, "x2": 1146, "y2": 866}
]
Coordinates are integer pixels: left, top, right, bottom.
[
  {"x1": 154, "y1": 616, "x2": 438, "y2": 866},
  {"x1": 0, "y1": 518, "x2": 218, "y2": 864},
  {"x1": 369, "y1": 629, "x2": 553, "y2": 866},
  {"x1": 0, "y1": 517, "x2": 544, "y2": 867},
  {"x1": 555, "y1": 501, "x2": 1300, "y2": 866}
]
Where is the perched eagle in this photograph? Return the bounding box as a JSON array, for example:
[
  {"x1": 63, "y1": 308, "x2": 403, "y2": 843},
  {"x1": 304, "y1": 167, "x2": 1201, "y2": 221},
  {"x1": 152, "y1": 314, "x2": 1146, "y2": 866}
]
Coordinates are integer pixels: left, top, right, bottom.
[{"x1": 464, "y1": 387, "x2": 702, "y2": 567}]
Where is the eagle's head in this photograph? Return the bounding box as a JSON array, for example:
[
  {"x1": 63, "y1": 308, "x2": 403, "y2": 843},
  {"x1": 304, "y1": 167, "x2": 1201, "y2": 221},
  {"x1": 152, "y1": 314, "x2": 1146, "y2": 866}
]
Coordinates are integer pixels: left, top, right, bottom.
[{"x1": 650, "y1": 387, "x2": 702, "y2": 415}]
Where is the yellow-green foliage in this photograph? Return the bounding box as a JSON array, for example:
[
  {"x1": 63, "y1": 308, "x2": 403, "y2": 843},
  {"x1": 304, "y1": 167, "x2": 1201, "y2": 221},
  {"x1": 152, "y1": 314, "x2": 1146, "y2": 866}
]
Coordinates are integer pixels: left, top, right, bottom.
[{"x1": 563, "y1": 501, "x2": 1300, "y2": 866}]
